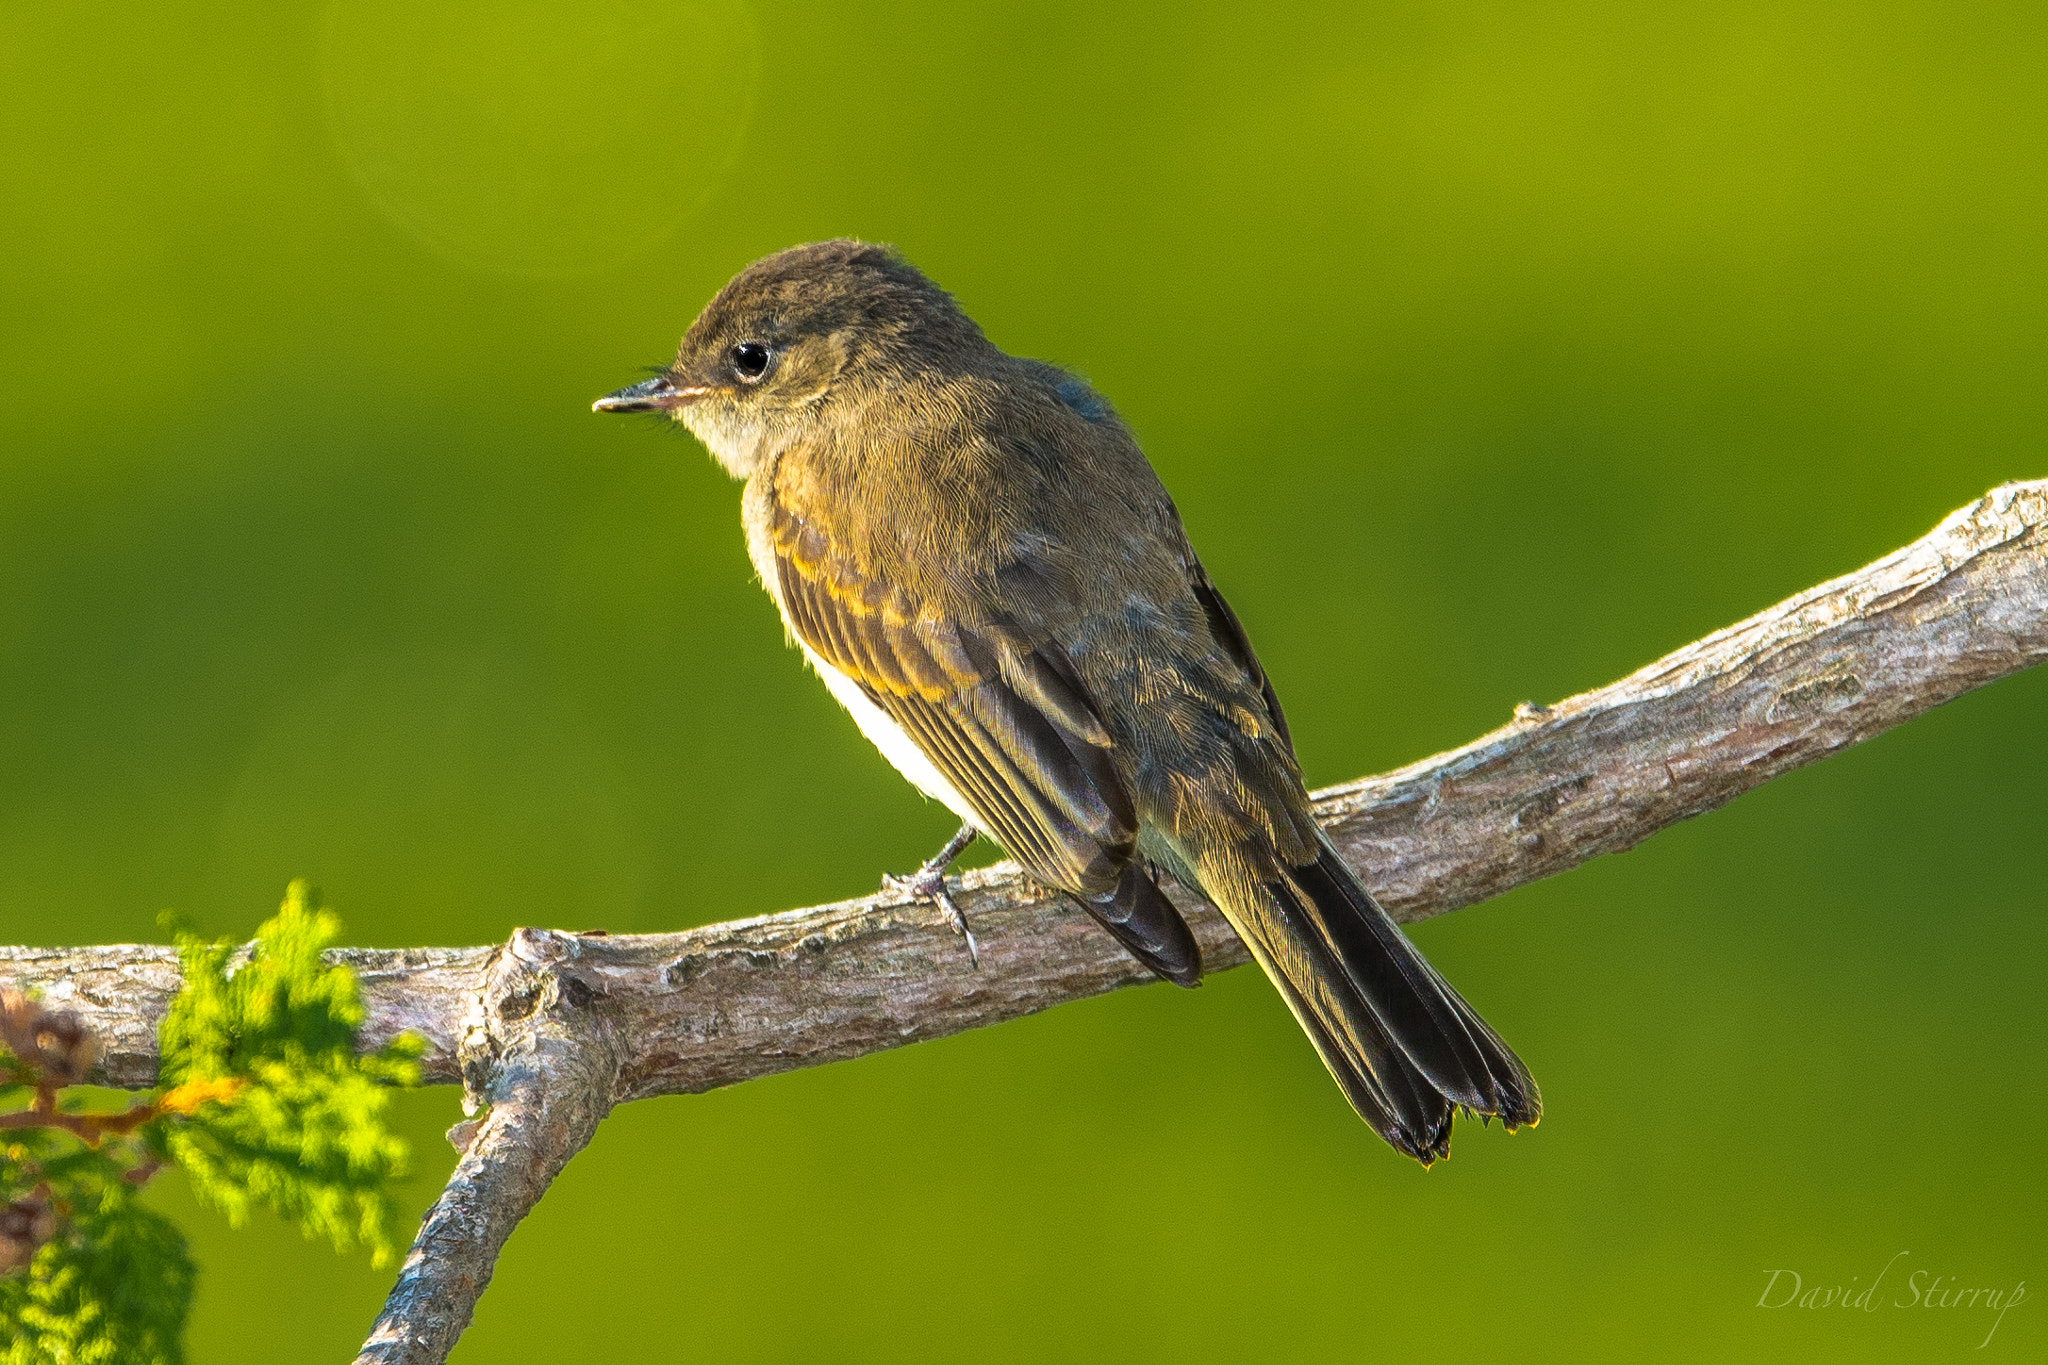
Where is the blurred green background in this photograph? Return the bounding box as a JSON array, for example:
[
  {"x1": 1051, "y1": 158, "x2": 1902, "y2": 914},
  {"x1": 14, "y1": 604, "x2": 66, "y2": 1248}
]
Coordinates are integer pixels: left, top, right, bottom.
[{"x1": 4, "y1": 0, "x2": 2044, "y2": 1359}]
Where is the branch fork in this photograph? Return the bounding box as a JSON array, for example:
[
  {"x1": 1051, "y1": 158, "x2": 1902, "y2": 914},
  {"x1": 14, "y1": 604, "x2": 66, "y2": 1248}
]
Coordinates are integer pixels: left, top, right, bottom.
[{"x1": 359, "y1": 930, "x2": 622, "y2": 1364}]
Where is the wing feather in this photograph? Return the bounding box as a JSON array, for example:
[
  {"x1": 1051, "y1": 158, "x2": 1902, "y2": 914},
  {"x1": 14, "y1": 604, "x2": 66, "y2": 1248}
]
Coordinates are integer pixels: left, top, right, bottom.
[{"x1": 769, "y1": 500, "x2": 1200, "y2": 982}]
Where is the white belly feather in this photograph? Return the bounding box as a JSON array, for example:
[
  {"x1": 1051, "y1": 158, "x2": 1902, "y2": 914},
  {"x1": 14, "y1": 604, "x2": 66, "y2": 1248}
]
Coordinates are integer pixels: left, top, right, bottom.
[{"x1": 797, "y1": 640, "x2": 980, "y2": 826}]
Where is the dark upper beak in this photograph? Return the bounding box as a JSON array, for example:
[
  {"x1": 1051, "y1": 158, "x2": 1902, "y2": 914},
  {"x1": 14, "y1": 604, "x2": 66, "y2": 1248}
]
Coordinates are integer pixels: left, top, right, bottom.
[{"x1": 592, "y1": 374, "x2": 709, "y2": 413}]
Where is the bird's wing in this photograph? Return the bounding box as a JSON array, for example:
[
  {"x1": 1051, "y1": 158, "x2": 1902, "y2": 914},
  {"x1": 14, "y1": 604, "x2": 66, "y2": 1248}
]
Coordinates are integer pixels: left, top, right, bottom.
[
  {"x1": 1184, "y1": 551, "x2": 1292, "y2": 753},
  {"x1": 770, "y1": 498, "x2": 1201, "y2": 983}
]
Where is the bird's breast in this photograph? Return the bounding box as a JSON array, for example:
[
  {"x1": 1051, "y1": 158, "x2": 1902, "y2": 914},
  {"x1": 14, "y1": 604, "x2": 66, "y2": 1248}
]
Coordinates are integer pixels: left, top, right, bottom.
[{"x1": 740, "y1": 470, "x2": 979, "y2": 825}]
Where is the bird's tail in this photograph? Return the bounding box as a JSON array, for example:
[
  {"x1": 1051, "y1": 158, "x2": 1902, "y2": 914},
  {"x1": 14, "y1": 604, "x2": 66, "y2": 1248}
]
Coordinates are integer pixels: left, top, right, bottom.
[{"x1": 1204, "y1": 834, "x2": 1540, "y2": 1163}]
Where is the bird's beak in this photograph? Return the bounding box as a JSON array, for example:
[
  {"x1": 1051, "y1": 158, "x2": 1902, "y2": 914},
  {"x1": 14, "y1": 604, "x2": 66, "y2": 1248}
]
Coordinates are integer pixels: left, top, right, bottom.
[{"x1": 592, "y1": 375, "x2": 709, "y2": 413}]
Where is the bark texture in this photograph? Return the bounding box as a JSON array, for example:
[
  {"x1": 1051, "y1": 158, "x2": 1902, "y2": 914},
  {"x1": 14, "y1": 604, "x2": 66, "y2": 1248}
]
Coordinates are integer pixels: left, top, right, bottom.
[
  {"x1": 3, "y1": 480, "x2": 2042, "y2": 1365},
  {"x1": 355, "y1": 932, "x2": 620, "y2": 1365}
]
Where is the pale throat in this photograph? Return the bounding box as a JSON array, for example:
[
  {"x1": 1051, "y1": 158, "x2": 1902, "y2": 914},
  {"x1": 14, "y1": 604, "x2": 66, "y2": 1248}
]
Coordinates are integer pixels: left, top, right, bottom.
[{"x1": 681, "y1": 407, "x2": 768, "y2": 479}]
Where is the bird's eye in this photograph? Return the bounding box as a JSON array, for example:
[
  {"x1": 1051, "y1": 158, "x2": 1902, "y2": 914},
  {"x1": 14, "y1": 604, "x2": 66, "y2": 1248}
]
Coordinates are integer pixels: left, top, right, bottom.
[{"x1": 731, "y1": 342, "x2": 771, "y2": 382}]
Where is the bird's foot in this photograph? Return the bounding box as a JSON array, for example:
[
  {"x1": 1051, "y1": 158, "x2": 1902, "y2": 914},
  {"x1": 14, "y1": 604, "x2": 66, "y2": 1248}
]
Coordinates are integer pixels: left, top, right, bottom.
[
  {"x1": 882, "y1": 822, "x2": 980, "y2": 968},
  {"x1": 882, "y1": 865, "x2": 979, "y2": 967}
]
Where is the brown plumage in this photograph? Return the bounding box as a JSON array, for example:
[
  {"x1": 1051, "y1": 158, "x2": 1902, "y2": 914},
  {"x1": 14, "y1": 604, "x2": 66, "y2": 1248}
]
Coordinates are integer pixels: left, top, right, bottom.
[{"x1": 595, "y1": 240, "x2": 1539, "y2": 1161}]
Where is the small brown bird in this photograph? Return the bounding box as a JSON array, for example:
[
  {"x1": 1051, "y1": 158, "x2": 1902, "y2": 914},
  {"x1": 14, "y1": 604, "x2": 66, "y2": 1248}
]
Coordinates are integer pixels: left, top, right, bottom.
[{"x1": 596, "y1": 240, "x2": 1538, "y2": 1161}]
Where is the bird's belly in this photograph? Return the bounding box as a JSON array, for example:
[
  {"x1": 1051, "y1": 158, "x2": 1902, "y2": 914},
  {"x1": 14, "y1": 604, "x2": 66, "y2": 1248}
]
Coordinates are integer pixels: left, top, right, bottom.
[{"x1": 798, "y1": 641, "x2": 980, "y2": 826}]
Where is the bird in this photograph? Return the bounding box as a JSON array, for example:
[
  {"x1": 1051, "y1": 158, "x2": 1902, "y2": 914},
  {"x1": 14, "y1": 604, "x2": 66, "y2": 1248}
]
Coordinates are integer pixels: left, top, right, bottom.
[{"x1": 594, "y1": 240, "x2": 1539, "y2": 1162}]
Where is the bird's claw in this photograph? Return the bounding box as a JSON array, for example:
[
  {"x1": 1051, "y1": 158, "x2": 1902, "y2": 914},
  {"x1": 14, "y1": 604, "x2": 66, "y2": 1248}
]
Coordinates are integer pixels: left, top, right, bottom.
[{"x1": 882, "y1": 863, "x2": 980, "y2": 969}]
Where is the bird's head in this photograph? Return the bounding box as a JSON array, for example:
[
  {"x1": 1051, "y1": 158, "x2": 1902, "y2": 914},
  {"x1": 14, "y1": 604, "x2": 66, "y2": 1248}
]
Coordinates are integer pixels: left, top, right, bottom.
[{"x1": 593, "y1": 239, "x2": 988, "y2": 477}]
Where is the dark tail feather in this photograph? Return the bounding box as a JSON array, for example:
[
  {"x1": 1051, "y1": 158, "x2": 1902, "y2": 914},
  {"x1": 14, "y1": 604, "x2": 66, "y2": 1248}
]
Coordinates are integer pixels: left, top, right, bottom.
[
  {"x1": 1284, "y1": 842, "x2": 1540, "y2": 1126},
  {"x1": 1257, "y1": 937, "x2": 1455, "y2": 1162},
  {"x1": 1219, "y1": 838, "x2": 1539, "y2": 1162},
  {"x1": 1078, "y1": 862, "x2": 1203, "y2": 988}
]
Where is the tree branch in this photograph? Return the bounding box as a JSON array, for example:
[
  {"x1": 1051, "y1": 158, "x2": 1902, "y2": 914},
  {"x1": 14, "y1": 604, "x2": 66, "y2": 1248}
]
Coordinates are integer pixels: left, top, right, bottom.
[
  {"x1": 5, "y1": 480, "x2": 2044, "y2": 1365},
  {"x1": 356, "y1": 931, "x2": 620, "y2": 1364}
]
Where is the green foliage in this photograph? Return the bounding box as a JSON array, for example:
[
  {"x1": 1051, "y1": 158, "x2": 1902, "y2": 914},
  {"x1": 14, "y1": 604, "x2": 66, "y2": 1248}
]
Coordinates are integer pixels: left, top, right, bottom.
[
  {"x1": 0, "y1": 1178, "x2": 194, "y2": 1365},
  {"x1": 1, "y1": 884, "x2": 419, "y2": 1360},
  {"x1": 157, "y1": 881, "x2": 423, "y2": 1265}
]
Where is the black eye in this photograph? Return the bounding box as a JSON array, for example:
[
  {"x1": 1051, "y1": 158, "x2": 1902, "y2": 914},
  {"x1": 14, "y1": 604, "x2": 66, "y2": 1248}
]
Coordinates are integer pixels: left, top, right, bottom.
[{"x1": 731, "y1": 342, "x2": 771, "y2": 381}]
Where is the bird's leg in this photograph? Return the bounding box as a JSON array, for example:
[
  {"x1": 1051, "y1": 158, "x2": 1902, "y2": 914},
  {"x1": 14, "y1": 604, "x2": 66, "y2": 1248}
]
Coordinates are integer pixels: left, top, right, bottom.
[{"x1": 882, "y1": 822, "x2": 981, "y2": 967}]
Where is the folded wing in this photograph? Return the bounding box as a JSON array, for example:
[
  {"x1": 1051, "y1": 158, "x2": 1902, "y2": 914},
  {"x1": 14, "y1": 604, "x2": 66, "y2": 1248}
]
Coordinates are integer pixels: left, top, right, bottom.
[{"x1": 772, "y1": 499, "x2": 1201, "y2": 985}]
